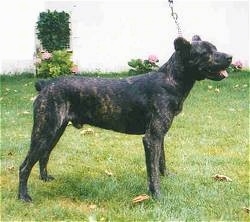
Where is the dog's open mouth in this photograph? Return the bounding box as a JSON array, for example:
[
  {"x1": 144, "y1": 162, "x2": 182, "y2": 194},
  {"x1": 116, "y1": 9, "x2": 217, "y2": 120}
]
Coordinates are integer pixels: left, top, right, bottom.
[
  {"x1": 205, "y1": 68, "x2": 229, "y2": 81},
  {"x1": 218, "y1": 69, "x2": 228, "y2": 78}
]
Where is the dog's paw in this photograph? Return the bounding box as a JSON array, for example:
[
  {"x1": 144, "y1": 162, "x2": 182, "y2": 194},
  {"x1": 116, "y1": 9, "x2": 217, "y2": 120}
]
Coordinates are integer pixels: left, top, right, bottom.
[
  {"x1": 18, "y1": 193, "x2": 32, "y2": 202},
  {"x1": 148, "y1": 188, "x2": 161, "y2": 200},
  {"x1": 151, "y1": 191, "x2": 161, "y2": 200},
  {"x1": 40, "y1": 174, "x2": 55, "y2": 182}
]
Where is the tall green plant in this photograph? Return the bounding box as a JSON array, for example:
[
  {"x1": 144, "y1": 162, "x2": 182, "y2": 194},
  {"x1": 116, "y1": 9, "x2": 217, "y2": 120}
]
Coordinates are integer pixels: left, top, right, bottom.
[{"x1": 37, "y1": 10, "x2": 70, "y2": 52}]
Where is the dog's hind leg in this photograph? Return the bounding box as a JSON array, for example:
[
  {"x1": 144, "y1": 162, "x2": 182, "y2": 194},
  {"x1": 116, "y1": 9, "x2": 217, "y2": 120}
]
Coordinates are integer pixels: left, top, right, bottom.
[
  {"x1": 18, "y1": 118, "x2": 68, "y2": 202},
  {"x1": 18, "y1": 98, "x2": 68, "y2": 202},
  {"x1": 39, "y1": 122, "x2": 68, "y2": 181},
  {"x1": 18, "y1": 128, "x2": 57, "y2": 202},
  {"x1": 18, "y1": 147, "x2": 42, "y2": 202}
]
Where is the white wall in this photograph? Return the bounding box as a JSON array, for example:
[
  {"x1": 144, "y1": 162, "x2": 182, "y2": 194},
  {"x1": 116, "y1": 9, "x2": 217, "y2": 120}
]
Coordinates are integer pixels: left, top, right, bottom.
[
  {"x1": 0, "y1": 0, "x2": 249, "y2": 73},
  {"x1": 0, "y1": 0, "x2": 44, "y2": 73}
]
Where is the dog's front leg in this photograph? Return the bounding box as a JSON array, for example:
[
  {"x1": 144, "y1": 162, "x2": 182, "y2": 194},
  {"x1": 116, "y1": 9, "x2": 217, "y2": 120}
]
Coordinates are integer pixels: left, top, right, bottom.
[
  {"x1": 143, "y1": 135, "x2": 162, "y2": 198},
  {"x1": 159, "y1": 139, "x2": 167, "y2": 176},
  {"x1": 142, "y1": 106, "x2": 175, "y2": 198},
  {"x1": 142, "y1": 118, "x2": 166, "y2": 198}
]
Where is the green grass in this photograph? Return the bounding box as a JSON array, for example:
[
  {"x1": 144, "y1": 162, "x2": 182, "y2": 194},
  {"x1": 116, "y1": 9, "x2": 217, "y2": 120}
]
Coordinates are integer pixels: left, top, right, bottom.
[{"x1": 1, "y1": 71, "x2": 249, "y2": 221}]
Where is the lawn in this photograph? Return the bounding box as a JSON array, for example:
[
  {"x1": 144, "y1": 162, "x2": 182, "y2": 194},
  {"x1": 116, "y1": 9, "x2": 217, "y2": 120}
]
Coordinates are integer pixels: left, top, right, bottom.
[{"x1": 0, "y1": 71, "x2": 249, "y2": 221}]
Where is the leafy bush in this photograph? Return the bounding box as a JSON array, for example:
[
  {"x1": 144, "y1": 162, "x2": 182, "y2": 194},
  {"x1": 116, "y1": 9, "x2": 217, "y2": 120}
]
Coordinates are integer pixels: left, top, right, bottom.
[
  {"x1": 128, "y1": 55, "x2": 159, "y2": 75},
  {"x1": 35, "y1": 50, "x2": 78, "y2": 78},
  {"x1": 36, "y1": 10, "x2": 70, "y2": 52}
]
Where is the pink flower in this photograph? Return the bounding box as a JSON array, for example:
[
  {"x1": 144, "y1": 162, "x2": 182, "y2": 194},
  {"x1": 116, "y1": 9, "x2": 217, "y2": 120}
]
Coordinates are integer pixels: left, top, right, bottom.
[
  {"x1": 148, "y1": 54, "x2": 159, "y2": 63},
  {"x1": 41, "y1": 52, "x2": 52, "y2": 60},
  {"x1": 233, "y1": 60, "x2": 243, "y2": 69},
  {"x1": 71, "y1": 65, "x2": 78, "y2": 74}
]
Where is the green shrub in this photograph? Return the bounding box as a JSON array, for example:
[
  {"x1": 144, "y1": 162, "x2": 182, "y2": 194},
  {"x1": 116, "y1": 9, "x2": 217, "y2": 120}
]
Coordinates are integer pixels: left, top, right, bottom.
[
  {"x1": 128, "y1": 55, "x2": 159, "y2": 75},
  {"x1": 36, "y1": 10, "x2": 70, "y2": 52},
  {"x1": 35, "y1": 50, "x2": 77, "y2": 78}
]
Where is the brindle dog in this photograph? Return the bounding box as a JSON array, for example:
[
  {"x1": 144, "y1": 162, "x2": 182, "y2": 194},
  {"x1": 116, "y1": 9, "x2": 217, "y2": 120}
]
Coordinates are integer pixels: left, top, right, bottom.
[{"x1": 18, "y1": 35, "x2": 232, "y2": 202}]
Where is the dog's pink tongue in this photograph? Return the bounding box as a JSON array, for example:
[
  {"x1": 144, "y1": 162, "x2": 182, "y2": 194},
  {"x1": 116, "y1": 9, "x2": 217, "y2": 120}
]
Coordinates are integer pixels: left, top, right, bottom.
[{"x1": 220, "y1": 70, "x2": 228, "y2": 78}]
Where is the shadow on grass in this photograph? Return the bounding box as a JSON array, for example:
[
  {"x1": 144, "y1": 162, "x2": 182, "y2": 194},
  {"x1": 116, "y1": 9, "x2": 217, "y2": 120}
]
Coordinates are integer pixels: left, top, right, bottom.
[{"x1": 34, "y1": 170, "x2": 147, "y2": 203}]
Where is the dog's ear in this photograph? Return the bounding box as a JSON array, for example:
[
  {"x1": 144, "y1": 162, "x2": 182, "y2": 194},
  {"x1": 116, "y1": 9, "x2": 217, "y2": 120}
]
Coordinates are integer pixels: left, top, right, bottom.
[
  {"x1": 192, "y1": 35, "x2": 202, "y2": 42},
  {"x1": 174, "y1": 37, "x2": 191, "y2": 58},
  {"x1": 174, "y1": 37, "x2": 191, "y2": 51}
]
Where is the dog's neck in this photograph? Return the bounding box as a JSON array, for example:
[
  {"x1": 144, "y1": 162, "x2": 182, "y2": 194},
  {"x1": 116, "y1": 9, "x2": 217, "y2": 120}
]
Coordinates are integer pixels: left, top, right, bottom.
[{"x1": 158, "y1": 53, "x2": 196, "y2": 96}]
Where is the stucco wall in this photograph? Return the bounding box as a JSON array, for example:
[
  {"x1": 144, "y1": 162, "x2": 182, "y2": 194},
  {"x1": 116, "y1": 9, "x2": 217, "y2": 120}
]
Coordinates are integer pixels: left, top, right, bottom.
[
  {"x1": 0, "y1": 0, "x2": 249, "y2": 74},
  {"x1": 0, "y1": 0, "x2": 44, "y2": 73}
]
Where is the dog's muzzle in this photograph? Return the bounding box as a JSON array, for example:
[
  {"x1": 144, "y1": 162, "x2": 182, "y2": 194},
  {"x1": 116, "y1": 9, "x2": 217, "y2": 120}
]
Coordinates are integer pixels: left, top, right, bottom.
[{"x1": 205, "y1": 54, "x2": 232, "y2": 81}]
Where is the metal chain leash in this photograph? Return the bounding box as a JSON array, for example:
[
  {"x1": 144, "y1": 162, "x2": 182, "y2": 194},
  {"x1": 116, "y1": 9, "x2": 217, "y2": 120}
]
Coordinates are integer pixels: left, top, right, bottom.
[{"x1": 168, "y1": 0, "x2": 182, "y2": 36}]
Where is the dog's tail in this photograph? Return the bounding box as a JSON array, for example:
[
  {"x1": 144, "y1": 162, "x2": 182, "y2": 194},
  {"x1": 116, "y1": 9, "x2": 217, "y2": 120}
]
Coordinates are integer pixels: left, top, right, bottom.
[{"x1": 35, "y1": 80, "x2": 49, "y2": 92}]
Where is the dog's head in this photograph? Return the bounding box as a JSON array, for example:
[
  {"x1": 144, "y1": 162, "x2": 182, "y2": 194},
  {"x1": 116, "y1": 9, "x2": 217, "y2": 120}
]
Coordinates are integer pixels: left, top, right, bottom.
[{"x1": 174, "y1": 35, "x2": 232, "y2": 81}]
